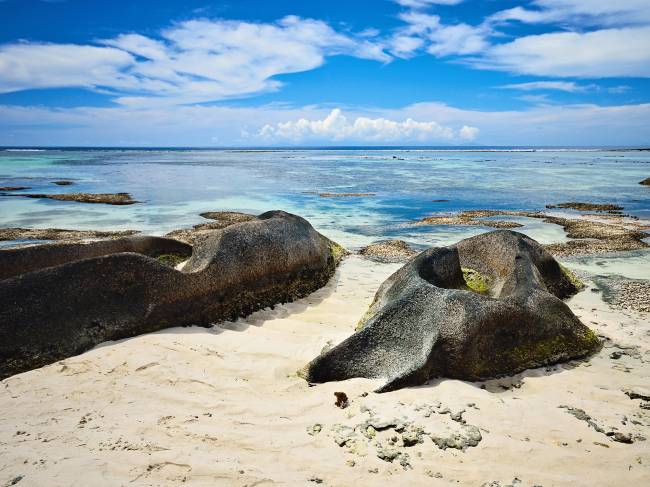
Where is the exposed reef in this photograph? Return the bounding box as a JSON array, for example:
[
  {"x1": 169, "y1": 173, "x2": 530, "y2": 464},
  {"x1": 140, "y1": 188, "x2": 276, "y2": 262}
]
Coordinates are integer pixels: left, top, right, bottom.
[
  {"x1": 302, "y1": 230, "x2": 600, "y2": 392},
  {"x1": 546, "y1": 202, "x2": 624, "y2": 212},
  {"x1": 0, "y1": 227, "x2": 138, "y2": 242},
  {"x1": 5, "y1": 192, "x2": 139, "y2": 205},
  {"x1": 639, "y1": 177, "x2": 650, "y2": 186},
  {"x1": 412, "y1": 207, "x2": 649, "y2": 257},
  {"x1": 0, "y1": 211, "x2": 343, "y2": 379},
  {"x1": 166, "y1": 211, "x2": 256, "y2": 245},
  {"x1": 414, "y1": 210, "x2": 523, "y2": 229},
  {"x1": 359, "y1": 240, "x2": 417, "y2": 263}
]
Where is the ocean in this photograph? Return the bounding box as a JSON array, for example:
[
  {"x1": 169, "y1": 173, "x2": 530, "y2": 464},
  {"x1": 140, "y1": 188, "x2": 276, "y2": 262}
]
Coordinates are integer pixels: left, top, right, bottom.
[{"x1": 1, "y1": 147, "x2": 649, "y2": 277}]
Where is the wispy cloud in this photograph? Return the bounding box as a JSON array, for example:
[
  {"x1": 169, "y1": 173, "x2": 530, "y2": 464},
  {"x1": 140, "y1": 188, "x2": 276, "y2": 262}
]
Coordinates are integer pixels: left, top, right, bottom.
[
  {"x1": 0, "y1": 16, "x2": 390, "y2": 106},
  {"x1": 499, "y1": 81, "x2": 597, "y2": 92},
  {"x1": 388, "y1": 0, "x2": 650, "y2": 78},
  {"x1": 394, "y1": 0, "x2": 464, "y2": 9}
]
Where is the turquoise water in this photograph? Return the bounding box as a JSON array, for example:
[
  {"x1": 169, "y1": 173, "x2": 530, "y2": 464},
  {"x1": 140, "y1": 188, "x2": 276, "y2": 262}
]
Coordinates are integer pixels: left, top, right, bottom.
[{"x1": 1, "y1": 148, "x2": 649, "y2": 254}]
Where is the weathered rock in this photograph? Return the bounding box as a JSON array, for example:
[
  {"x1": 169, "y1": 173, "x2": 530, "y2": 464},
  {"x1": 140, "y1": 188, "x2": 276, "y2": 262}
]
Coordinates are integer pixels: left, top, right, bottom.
[
  {"x1": 52, "y1": 180, "x2": 74, "y2": 186},
  {"x1": 0, "y1": 211, "x2": 343, "y2": 379},
  {"x1": 0, "y1": 236, "x2": 191, "y2": 280},
  {"x1": 8, "y1": 192, "x2": 139, "y2": 205},
  {"x1": 359, "y1": 239, "x2": 417, "y2": 263},
  {"x1": 638, "y1": 177, "x2": 650, "y2": 186},
  {"x1": 0, "y1": 186, "x2": 30, "y2": 191},
  {"x1": 302, "y1": 230, "x2": 600, "y2": 392},
  {"x1": 430, "y1": 424, "x2": 482, "y2": 450}
]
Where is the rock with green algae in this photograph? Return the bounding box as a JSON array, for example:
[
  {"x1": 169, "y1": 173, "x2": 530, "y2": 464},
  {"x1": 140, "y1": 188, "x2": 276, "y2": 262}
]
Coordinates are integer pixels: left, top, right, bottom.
[{"x1": 303, "y1": 230, "x2": 601, "y2": 392}]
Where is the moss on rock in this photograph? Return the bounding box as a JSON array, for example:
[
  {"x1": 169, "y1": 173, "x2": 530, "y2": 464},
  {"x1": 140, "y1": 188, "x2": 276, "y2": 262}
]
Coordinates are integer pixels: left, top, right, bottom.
[
  {"x1": 559, "y1": 263, "x2": 585, "y2": 291},
  {"x1": 462, "y1": 267, "x2": 490, "y2": 295},
  {"x1": 156, "y1": 252, "x2": 188, "y2": 267}
]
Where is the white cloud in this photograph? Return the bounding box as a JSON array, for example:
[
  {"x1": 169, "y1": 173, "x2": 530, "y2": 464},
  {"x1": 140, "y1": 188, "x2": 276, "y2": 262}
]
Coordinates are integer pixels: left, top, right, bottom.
[
  {"x1": 389, "y1": 0, "x2": 650, "y2": 78},
  {"x1": 394, "y1": 0, "x2": 464, "y2": 8},
  {"x1": 473, "y1": 27, "x2": 650, "y2": 78},
  {"x1": 0, "y1": 16, "x2": 390, "y2": 106},
  {"x1": 499, "y1": 81, "x2": 596, "y2": 92},
  {"x1": 256, "y1": 108, "x2": 476, "y2": 143},
  {"x1": 1, "y1": 101, "x2": 648, "y2": 147},
  {"x1": 390, "y1": 11, "x2": 489, "y2": 57},
  {"x1": 489, "y1": 1, "x2": 650, "y2": 27}
]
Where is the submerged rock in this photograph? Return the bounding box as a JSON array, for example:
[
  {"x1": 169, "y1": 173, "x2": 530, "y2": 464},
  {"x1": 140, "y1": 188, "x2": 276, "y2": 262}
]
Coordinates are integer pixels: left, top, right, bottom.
[
  {"x1": 0, "y1": 211, "x2": 343, "y2": 379},
  {"x1": 0, "y1": 186, "x2": 30, "y2": 191},
  {"x1": 302, "y1": 230, "x2": 600, "y2": 392}
]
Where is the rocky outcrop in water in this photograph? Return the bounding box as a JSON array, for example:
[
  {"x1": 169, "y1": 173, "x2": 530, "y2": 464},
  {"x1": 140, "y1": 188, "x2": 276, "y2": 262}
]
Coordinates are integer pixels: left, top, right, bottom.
[
  {"x1": 639, "y1": 177, "x2": 650, "y2": 186},
  {"x1": 0, "y1": 227, "x2": 138, "y2": 243},
  {"x1": 302, "y1": 230, "x2": 600, "y2": 392},
  {"x1": 8, "y1": 192, "x2": 139, "y2": 205},
  {"x1": 0, "y1": 211, "x2": 343, "y2": 379}
]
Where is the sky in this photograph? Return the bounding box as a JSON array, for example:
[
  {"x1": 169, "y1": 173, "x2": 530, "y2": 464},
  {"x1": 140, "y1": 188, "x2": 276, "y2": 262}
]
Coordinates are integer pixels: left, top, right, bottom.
[{"x1": 0, "y1": 0, "x2": 649, "y2": 147}]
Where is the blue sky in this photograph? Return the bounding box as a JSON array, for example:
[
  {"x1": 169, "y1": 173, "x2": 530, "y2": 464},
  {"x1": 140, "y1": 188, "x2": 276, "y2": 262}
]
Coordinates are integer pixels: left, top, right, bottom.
[{"x1": 0, "y1": 0, "x2": 649, "y2": 146}]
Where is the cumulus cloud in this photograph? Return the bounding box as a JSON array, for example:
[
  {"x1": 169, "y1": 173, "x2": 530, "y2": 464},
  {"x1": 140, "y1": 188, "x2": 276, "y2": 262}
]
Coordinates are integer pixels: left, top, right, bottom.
[
  {"x1": 0, "y1": 16, "x2": 390, "y2": 106},
  {"x1": 256, "y1": 108, "x2": 477, "y2": 143},
  {"x1": 2, "y1": 101, "x2": 648, "y2": 147}
]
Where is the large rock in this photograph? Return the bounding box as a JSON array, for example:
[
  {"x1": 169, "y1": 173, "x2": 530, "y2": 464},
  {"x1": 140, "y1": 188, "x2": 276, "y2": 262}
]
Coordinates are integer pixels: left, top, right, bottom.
[
  {"x1": 302, "y1": 230, "x2": 600, "y2": 392},
  {"x1": 0, "y1": 236, "x2": 191, "y2": 280},
  {"x1": 0, "y1": 211, "x2": 343, "y2": 379}
]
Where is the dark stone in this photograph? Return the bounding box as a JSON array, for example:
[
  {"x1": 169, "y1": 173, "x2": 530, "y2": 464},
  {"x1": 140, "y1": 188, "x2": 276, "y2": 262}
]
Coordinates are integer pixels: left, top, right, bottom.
[
  {"x1": 334, "y1": 392, "x2": 349, "y2": 409},
  {"x1": 0, "y1": 186, "x2": 31, "y2": 191},
  {"x1": 639, "y1": 177, "x2": 650, "y2": 186},
  {"x1": 52, "y1": 180, "x2": 74, "y2": 186},
  {"x1": 0, "y1": 236, "x2": 191, "y2": 280},
  {"x1": 0, "y1": 211, "x2": 343, "y2": 379},
  {"x1": 302, "y1": 230, "x2": 600, "y2": 392}
]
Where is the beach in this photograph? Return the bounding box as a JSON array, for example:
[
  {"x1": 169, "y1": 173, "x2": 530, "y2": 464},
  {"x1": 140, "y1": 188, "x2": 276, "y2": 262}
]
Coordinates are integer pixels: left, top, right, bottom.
[
  {"x1": 1, "y1": 254, "x2": 649, "y2": 487},
  {"x1": 0, "y1": 148, "x2": 649, "y2": 486}
]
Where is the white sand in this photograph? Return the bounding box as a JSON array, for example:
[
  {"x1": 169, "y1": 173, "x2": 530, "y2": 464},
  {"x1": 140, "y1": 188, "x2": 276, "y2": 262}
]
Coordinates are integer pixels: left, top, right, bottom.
[{"x1": 1, "y1": 256, "x2": 649, "y2": 487}]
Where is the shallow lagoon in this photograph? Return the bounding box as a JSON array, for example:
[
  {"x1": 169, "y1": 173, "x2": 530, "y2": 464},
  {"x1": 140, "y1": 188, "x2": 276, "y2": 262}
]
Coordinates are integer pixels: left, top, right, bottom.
[{"x1": 1, "y1": 148, "x2": 649, "y2": 255}]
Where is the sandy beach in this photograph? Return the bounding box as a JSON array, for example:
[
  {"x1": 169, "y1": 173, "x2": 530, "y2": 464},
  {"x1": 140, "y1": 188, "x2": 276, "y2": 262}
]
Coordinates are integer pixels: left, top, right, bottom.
[{"x1": 1, "y1": 255, "x2": 648, "y2": 487}]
